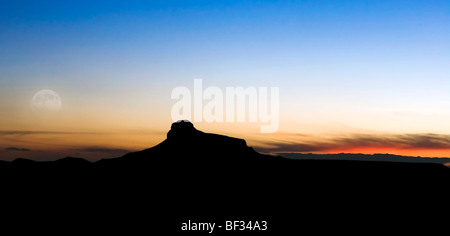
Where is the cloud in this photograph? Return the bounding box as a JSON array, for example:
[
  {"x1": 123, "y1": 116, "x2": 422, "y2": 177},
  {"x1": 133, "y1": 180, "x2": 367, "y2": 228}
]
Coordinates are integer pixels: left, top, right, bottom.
[
  {"x1": 81, "y1": 147, "x2": 130, "y2": 153},
  {"x1": 68, "y1": 147, "x2": 130, "y2": 159},
  {"x1": 255, "y1": 133, "x2": 450, "y2": 153},
  {"x1": 2, "y1": 147, "x2": 31, "y2": 152},
  {"x1": 0, "y1": 131, "x2": 103, "y2": 135},
  {"x1": 0, "y1": 130, "x2": 163, "y2": 136},
  {"x1": 334, "y1": 133, "x2": 450, "y2": 150}
]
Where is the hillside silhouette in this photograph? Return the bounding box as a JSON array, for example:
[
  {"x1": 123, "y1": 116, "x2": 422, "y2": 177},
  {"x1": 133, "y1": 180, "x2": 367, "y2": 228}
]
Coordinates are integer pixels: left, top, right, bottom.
[{"x1": 1, "y1": 121, "x2": 449, "y2": 234}]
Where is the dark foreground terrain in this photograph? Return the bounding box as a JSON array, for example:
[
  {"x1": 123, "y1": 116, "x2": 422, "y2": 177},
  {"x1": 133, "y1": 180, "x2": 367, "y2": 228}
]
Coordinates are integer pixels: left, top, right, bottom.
[{"x1": 1, "y1": 121, "x2": 449, "y2": 234}]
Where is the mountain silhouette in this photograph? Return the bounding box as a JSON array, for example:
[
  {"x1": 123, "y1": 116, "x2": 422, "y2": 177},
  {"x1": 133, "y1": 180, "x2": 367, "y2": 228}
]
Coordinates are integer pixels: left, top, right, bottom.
[
  {"x1": 2, "y1": 120, "x2": 448, "y2": 174},
  {"x1": 97, "y1": 120, "x2": 270, "y2": 167},
  {"x1": 0, "y1": 121, "x2": 449, "y2": 234}
]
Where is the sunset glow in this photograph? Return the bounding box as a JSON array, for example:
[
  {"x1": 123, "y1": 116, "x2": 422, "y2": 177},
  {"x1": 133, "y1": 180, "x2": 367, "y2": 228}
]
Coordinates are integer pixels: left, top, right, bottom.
[{"x1": 1, "y1": 0, "x2": 449, "y2": 161}]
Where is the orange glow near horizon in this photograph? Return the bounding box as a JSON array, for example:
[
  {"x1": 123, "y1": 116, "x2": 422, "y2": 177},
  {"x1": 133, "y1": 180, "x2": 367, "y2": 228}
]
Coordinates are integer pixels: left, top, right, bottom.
[
  {"x1": 2, "y1": 120, "x2": 450, "y2": 161},
  {"x1": 1, "y1": 1, "x2": 450, "y2": 164},
  {"x1": 318, "y1": 147, "x2": 450, "y2": 158},
  {"x1": 0, "y1": 129, "x2": 166, "y2": 161}
]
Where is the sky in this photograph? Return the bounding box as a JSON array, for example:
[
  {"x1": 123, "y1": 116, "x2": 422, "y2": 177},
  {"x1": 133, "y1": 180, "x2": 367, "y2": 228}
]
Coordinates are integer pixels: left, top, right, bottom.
[{"x1": 1, "y1": 0, "x2": 450, "y2": 161}]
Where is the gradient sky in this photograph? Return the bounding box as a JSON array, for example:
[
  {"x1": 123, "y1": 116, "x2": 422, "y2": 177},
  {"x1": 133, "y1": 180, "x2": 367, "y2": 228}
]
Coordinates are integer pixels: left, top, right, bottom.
[{"x1": 1, "y1": 0, "x2": 450, "y2": 161}]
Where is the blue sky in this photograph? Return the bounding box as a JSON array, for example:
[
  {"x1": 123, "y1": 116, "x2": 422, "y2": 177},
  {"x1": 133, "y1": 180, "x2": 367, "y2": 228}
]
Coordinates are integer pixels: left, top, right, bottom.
[
  {"x1": 2, "y1": 1, "x2": 448, "y2": 90},
  {"x1": 2, "y1": 1, "x2": 449, "y2": 85}
]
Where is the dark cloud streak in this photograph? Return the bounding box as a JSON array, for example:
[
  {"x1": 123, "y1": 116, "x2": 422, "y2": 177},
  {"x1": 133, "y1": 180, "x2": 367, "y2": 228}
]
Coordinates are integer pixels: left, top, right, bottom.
[
  {"x1": 0, "y1": 131, "x2": 106, "y2": 135},
  {"x1": 256, "y1": 133, "x2": 450, "y2": 153},
  {"x1": 2, "y1": 147, "x2": 31, "y2": 152},
  {"x1": 82, "y1": 148, "x2": 129, "y2": 153},
  {"x1": 0, "y1": 130, "x2": 163, "y2": 136}
]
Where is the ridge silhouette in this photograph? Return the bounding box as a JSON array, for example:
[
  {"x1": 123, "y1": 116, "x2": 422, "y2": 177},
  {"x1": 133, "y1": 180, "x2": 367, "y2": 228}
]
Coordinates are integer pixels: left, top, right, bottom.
[
  {"x1": 0, "y1": 121, "x2": 449, "y2": 234},
  {"x1": 1, "y1": 121, "x2": 448, "y2": 184}
]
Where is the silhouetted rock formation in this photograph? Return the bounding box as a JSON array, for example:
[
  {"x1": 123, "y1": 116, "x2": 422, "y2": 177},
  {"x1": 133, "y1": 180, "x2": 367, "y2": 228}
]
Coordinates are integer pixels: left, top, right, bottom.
[
  {"x1": 167, "y1": 120, "x2": 196, "y2": 139},
  {"x1": 96, "y1": 120, "x2": 269, "y2": 169},
  {"x1": 1, "y1": 121, "x2": 449, "y2": 182},
  {"x1": 0, "y1": 121, "x2": 449, "y2": 234}
]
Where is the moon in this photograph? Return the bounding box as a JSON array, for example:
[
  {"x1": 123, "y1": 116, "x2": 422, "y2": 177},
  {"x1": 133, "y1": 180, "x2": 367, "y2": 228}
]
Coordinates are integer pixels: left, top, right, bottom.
[{"x1": 31, "y1": 89, "x2": 62, "y2": 112}]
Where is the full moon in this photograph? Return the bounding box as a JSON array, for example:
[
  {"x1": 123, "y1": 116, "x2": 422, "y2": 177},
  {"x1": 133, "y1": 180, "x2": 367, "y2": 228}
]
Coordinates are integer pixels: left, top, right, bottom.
[{"x1": 31, "y1": 89, "x2": 62, "y2": 112}]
